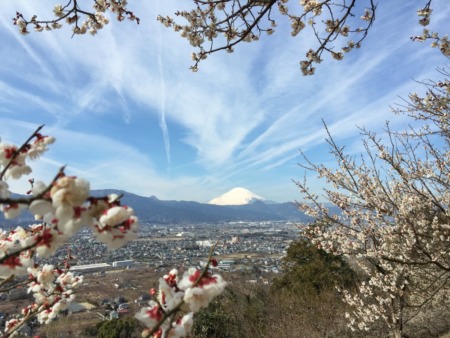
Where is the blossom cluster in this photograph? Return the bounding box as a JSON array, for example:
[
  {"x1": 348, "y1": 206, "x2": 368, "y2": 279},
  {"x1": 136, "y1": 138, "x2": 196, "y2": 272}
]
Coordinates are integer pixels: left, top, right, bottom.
[
  {"x1": 135, "y1": 266, "x2": 226, "y2": 338},
  {"x1": 296, "y1": 71, "x2": 450, "y2": 333},
  {"x1": 410, "y1": 4, "x2": 450, "y2": 57},
  {"x1": 11, "y1": 1, "x2": 444, "y2": 75},
  {"x1": 4, "y1": 263, "x2": 82, "y2": 336},
  {"x1": 0, "y1": 126, "x2": 226, "y2": 337},
  {"x1": 0, "y1": 126, "x2": 138, "y2": 336},
  {"x1": 0, "y1": 174, "x2": 139, "y2": 279},
  {"x1": 158, "y1": 0, "x2": 375, "y2": 74},
  {"x1": 13, "y1": 0, "x2": 139, "y2": 36},
  {"x1": 0, "y1": 133, "x2": 54, "y2": 181}
]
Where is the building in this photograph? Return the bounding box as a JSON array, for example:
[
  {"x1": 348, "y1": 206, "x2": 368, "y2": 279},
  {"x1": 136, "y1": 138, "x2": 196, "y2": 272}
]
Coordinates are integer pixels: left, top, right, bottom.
[
  {"x1": 112, "y1": 260, "x2": 134, "y2": 268},
  {"x1": 70, "y1": 263, "x2": 111, "y2": 274}
]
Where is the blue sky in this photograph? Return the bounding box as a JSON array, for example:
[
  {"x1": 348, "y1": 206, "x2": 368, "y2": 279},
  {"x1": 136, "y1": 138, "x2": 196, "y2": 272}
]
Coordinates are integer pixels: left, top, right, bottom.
[{"x1": 0, "y1": 1, "x2": 448, "y2": 203}]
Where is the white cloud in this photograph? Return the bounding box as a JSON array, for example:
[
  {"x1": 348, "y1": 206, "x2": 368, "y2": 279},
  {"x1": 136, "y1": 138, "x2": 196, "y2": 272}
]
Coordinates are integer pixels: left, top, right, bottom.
[{"x1": 0, "y1": 1, "x2": 449, "y2": 202}]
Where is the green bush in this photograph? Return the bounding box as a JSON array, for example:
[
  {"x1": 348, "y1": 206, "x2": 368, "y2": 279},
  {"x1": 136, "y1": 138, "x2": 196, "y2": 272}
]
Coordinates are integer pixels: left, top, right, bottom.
[
  {"x1": 193, "y1": 285, "x2": 269, "y2": 338},
  {"x1": 273, "y1": 238, "x2": 357, "y2": 294},
  {"x1": 95, "y1": 317, "x2": 138, "y2": 338}
]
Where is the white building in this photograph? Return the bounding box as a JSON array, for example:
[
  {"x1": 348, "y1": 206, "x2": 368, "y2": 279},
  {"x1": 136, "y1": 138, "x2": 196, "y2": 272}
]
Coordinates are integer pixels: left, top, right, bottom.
[
  {"x1": 71, "y1": 263, "x2": 111, "y2": 273},
  {"x1": 112, "y1": 260, "x2": 134, "y2": 268},
  {"x1": 196, "y1": 240, "x2": 212, "y2": 247}
]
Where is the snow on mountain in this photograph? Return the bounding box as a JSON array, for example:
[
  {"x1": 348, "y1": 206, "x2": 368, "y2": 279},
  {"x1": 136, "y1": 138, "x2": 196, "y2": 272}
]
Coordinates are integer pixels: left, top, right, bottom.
[{"x1": 208, "y1": 187, "x2": 265, "y2": 206}]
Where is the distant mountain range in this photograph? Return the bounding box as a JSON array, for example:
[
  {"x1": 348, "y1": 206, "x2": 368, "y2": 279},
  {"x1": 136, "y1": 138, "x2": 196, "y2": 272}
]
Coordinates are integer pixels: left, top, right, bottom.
[
  {"x1": 98, "y1": 189, "x2": 311, "y2": 224},
  {"x1": 0, "y1": 189, "x2": 314, "y2": 227}
]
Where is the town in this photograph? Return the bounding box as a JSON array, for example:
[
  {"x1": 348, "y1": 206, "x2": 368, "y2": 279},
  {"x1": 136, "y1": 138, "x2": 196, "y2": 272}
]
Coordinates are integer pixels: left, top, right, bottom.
[
  {"x1": 43, "y1": 221, "x2": 301, "y2": 279},
  {"x1": 1, "y1": 221, "x2": 302, "y2": 336}
]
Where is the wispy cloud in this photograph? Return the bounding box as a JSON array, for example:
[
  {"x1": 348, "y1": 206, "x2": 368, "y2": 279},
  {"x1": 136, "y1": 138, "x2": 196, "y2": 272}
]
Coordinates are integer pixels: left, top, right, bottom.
[
  {"x1": 0, "y1": 1, "x2": 448, "y2": 202},
  {"x1": 157, "y1": 23, "x2": 171, "y2": 167}
]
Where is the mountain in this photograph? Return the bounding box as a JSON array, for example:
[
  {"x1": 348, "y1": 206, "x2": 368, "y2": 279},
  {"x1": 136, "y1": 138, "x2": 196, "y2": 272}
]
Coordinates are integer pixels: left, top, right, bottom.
[
  {"x1": 114, "y1": 190, "x2": 310, "y2": 224},
  {"x1": 208, "y1": 187, "x2": 265, "y2": 206},
  {"x1": 88, "y1": 190, "x2": 310, "y2": 223},
  {"x1": 0, "y1": 190, "x2": 313, "y2": 227}
]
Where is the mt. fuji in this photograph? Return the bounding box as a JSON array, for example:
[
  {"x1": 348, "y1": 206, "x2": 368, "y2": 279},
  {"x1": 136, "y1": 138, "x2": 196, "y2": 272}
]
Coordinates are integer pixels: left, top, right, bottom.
[
  {"x1": 0, "y1": 188, "x2": 311, "y2": 228},
  {"x1": 208, "y1": 187, "x2": 265, "y2": 206}
]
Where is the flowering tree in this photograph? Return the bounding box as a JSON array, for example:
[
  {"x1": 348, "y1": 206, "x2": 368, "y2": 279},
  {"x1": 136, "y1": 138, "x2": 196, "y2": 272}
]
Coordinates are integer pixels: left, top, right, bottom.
[
  {"x1": 12, "y1": 0, "x2": 448, "y2": 75},
  {"x1": 296, "y1": 72, "x2": 450, "y2": 336},
  {"x1": 0, "y1": 126, "x2": 226, "y2": 337}
]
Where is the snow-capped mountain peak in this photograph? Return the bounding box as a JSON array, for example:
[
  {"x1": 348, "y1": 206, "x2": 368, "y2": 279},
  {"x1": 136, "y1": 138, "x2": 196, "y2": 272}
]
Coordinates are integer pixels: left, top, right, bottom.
[{"x1": 208, "y1": 187, "x2": 265, "y2": 206}]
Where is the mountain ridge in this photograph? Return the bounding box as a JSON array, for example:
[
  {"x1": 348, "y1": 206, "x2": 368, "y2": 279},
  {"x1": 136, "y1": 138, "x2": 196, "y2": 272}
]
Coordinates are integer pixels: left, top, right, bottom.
[{"x1": 0, "y1": 189, "x2": 312, "y2": 227}]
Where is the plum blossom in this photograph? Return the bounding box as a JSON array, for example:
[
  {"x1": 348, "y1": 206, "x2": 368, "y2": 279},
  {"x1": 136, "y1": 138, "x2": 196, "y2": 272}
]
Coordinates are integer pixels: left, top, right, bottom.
[
  {"x1": 27, "y1": 134, "x2": 55, "y2": 160},
  {"x1": 98, "y1": 205, "x2": 134, "y2": 228},
  {"x1": 8, "y1": 226, "x2": 36, "y2": 248},
  {"x1": 0, "y1": 181, "x2": 10, "y2": 199},
  {"x1": 93, "y1": 205, "x2": 139, "y2": 249},
  {"x1": 0, "y1": 203, "x2": 27, "y2": 219},
  {"x1": 0, "y1": 143, "x2": 18, "y2": 166},
  {"x1": 49, "y1": 175, "x2": 90, "y2": 226},
  {"x1": 170, "y1": 313, "x2": 194, "y2": 338},
  {"x1": 0, "y1": 249, "x2": 33, "y2": 278},
  {"x1": 35, "y1": 264, "x2": 56, "y2": 288},
  {"x1": 4, "y1": 318, "x2": 25, "y2": 336},
  {"x1": 179, "y1": 268, "x2": 227, "y2": 312},
  {"x1": 50, "y1": 176, "x2": 90, "y2": 209},
  {"x1": 53, "y1": 4, "x2": 64, "y2": 17},
  {"x1": 136, "y1": 265, "x2": 226, "y2": 337},
  {"x1": 30, "y1": 224, "x2": 65, "y2": 258},
  {"x1": 135, "y1": 301, "x2": 163, "y2": 330},
  {"x1": 29, "y1": 199, "x2": 54, "y2": 218},
  {"x1": 3, "y1": 162, "x2": 32, "y2": 180},
  {"x1": 0, "y1": 142, "x2": 33, "y2": 180}
]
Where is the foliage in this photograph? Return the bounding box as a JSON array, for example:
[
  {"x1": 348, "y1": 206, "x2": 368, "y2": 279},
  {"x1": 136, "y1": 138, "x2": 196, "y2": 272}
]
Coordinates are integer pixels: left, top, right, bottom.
[
  {"x1": 273, "y1": 237, "x2": 357, "y2": 294},
  {"x1": 193, "y1": 292, "x2": 240, "y2": 338},
  {"x1": 12, "y1": 1, "x2": 449, "y2": 75},
  {"x1": 96, "y1": 317, "x2": 139, "y2": 338},
  {"x1": 38, "y1": 314, "x2": 99, "y2": 338},
  {"x1": 193, "y1": 278, "x2": 361, "y2": 338},
  {"x1": 296, "y1": 71, "x2": 450, "y2": 335}
]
